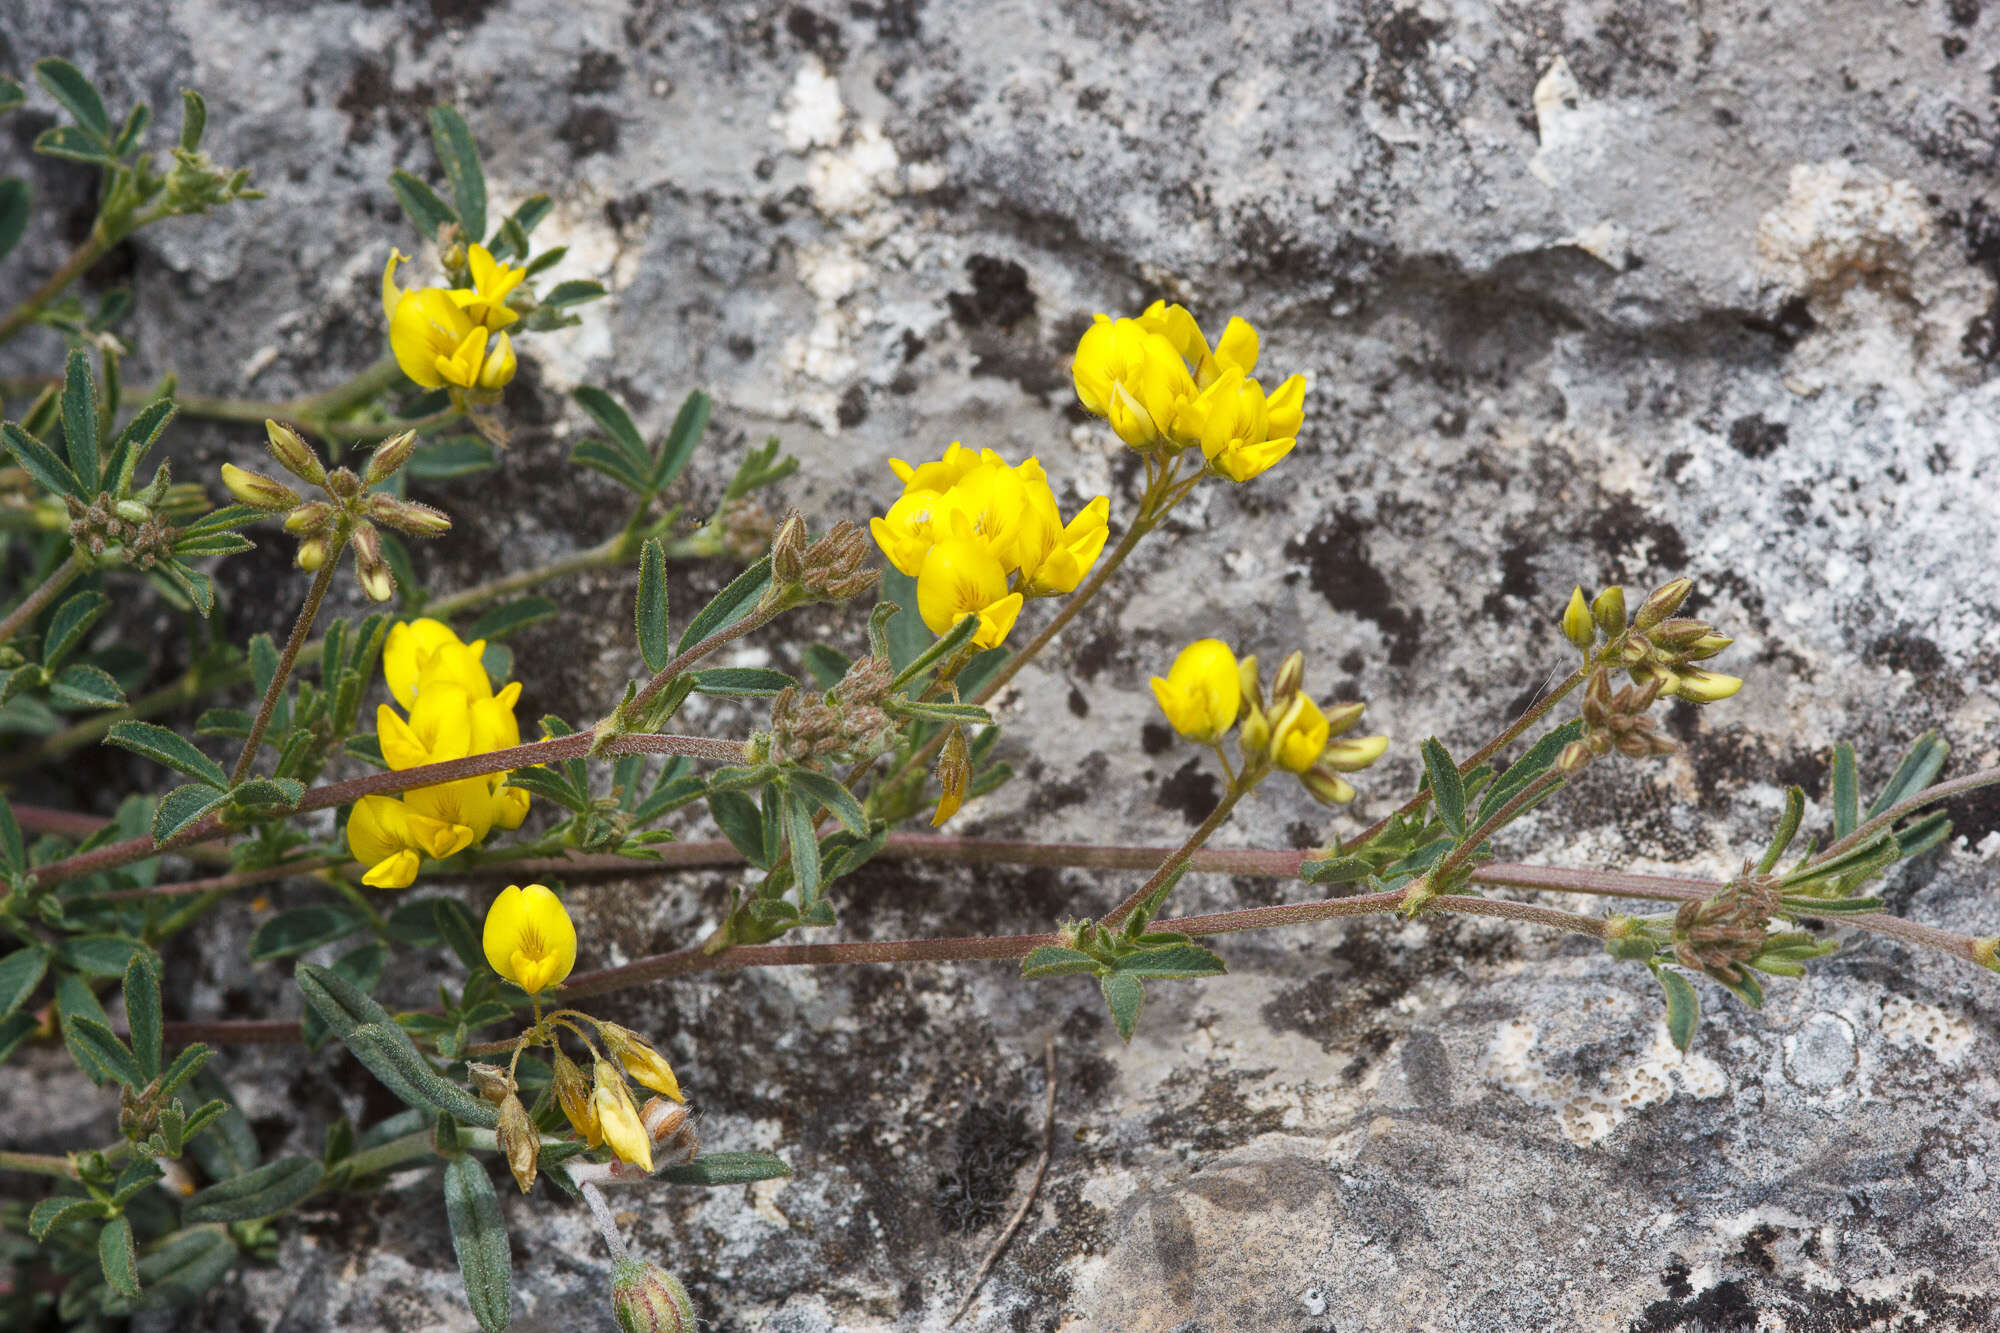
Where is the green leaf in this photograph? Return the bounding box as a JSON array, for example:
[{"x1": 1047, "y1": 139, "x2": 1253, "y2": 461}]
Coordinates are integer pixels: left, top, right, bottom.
[
  {"x1": 106, "y1": 721, "x2": 228, "y2": 788},
  {"x1": 406, "y1": 435, "x2": 496, "y2": 480},
  {"x1": 35, "y1": 59, "x2": 112, "y2": 141},
  {"x1": 1299, "y1": 855, "x2": 1375, "y2": 884},
  {"x1": 0, "y1": 77, "x2": 22, "y2": 115},
  {"x1": 652, "y1": 389, "x2": 711, "y2": 489},
  {"x1": 427, "y1": 106, "x2": 486, "y2": 241},
  {"x1": 100, "y1": 396, "x2": 175, "y2": 497},
  {"x1": 1655, "y1": 966, "x2": 1700, "y2": 1052},
  {"x1": 1113, "y1": 943, "x2": 1227, "y2": 979},
  {"x1": 59, "y1": 934, "x2": 149, "y2": 977},
  {"x1": 888, "y1": 698, "x2": 993, "y2": 725},
  {"x1": 183, "y1": 1155, "x2": 324, "y2": 1223},
  {"x1": 99, "y1": 1216, "x2": 141, "y2": 1299},
  {"x1": 541, "y1": 279, "x2": 605, "y2": 308},
  {"x1": 0, "y1": 795, "x2": 19, "y2": 877},
  {"x1": 124, "y1": 951, "x2": 163, "y2": 1082},
  {"x1": 636, "y1": 536, "x2": 670, "y2": 673},
  {"x1": 0, "y1": 179, "x2": 29, "y2": 264},
  {"x1": 178, "y1": 88, "x2": 207, "y2": 151},
  {"x1": 104, "y1": 1227, "x2": 236, "y2": 1314},
  {"x1": 573, "y1": 386, "x2": 649, "y2": 473},
  {"x1": 171, "y1": 530, "x2": 255, "y2": 558},
  {"x1": 0, "y1": 1012, "x2": 35, "y2": 1066},
  {"x1": 349, "y1": 1025, "x2": 499, "y2": 1126},
  {"x1": 111, "y1": 102, "x2": 150, "y2": 157},
  {"x1": 42, "y1": 590, "x2": 109, "y2": 671},
  {"x1": 879, "y1": 570, "x2": 933, "y2": 672},
  {"x1": 1831, "y1": 742, "x2": 1859, "y2": 840},
  {"x1": 152, "y1": 784, "x2": 228, "y2": 842},
  {"x1": 1867, "y1": 730, "x2": 1949, "y2": 820},
  {"x1": 443, "y1": 1155, "x2": 512, "y2": 1333},
  {"x1": 523, "y1": 244, "x2": 567, "y2": 278},
  {"x1": 3, "y1": 422, "x2": 82, "y2": 497},
  {"x1": 31, "y1": 124, "x2": 119, "y2": 166},
  {"x1": 49, "y1": 664, "x2": 125, "y2": 710},
  {"x1": 1895, "y1": 811, "x2": 1953, "y2": 860},
  {"x1": 783, "y1": 791, "x2": 822, "y2": 904},
  {"x1": 434, "y1": 897, "x2": 485, "y2": 972},
  {"x1": 678, "y1": 555, "x2": 773, "y2": 653},
  {"x1": 29, "y1": 1194, "x2": 102, "y2": 1240},
  {"x1": 691, "y1": 667, "x2": 793, "y2": 697},
  {"x1": 67, "y1": 1016, "x2": 143, "y2": 1088},
  {"x1": 175, "y1": 503, "x2": 264, "y2": 539},
  {"x1": 1422, "y1": 738, "x2": 1466, "y2": 837},
  {"x1": 184, "y1": 1069, "x2": 259, "y2": 1180},
  {"x1": 785, "y1": 770, "x2": 869, "y2": 836},
  {"x1": 388, "y1": 168, "x2": 457, "y2": 241},
  {"x1": 802, "y1": 643, "x2": 851, "y2": 690},
  {"x1": 60, "y1": 351, "x2": 100, "y2": 491},
  {"x1": 156, "y1": 559, "x2": 217, "y2": 616},
  {"x1": 658, "y1": 1151, "x2": 793, "y2": 1186},
  {"x1": 1757, "y1": 786, "x2": 1806, "y2": 875},
  {"x1": 230, "y1": 778, "x2": 305, "y2": 811},
  {"x1": 708, "y1": 791, "x2": 768, "y2": 868},
  {"x1": 250, "y1": 904, "x2": 368, "y2": 961},
  {"x1": 568, "y1": 438, "x2": 650, "y2": 491},
  {"x1": 1100, "y1": 972, "x2": 1145, "y2": 1042},
  {"x1": 1020, "y1": 946, "x2": 1100, "y2": 979},
  {"x1": 470, "y1": 596, "x2": 557, "y2": 641},
  {"x1": 0, "y1": 946, "x2": 51, "y2": 1017},
  {"x1": 56, "y1": 973, "x2": 113, "y2": 1085},
  {"x1": 503, "y1": 765, "x2": 590, "y2": 812}
]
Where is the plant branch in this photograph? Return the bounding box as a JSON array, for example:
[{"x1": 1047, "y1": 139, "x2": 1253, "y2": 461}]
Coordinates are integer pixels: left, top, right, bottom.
[
  {"x1": 0, "y1": 551, "x2": 86, "y2": 653},
  {"x1": 0, "y1": 1149, "x2": 79, "y2": 1179},
  {"x1": 1099, "y1": 779, "x2": 1249, "y2": 931},
  {"x1": 1811, "y1": 766, "x2": 2000, "y2": 867},
  {"x1": 230, "y1": 536, "x2": 345, "y2": 785},
  {"x1": 0, "y1": 228, "x2": 111, "y2": 345},
  {"x1": 623, "y1": 600, "x2": 787, "y2": 716}
]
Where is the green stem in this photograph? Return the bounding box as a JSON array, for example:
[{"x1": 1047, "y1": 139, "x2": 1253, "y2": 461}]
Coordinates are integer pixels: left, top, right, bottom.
[
  {"x1": 0, "y1": 551, "x2": 86, "y2": 652},
  {"x1": 1100, "y1": 773, "x2": 1252, "y2": 930},
  {"x1": 0, "y1": 1149, "x2": 80, "y2": 1179},
  {"x1": 1424, "y1": 769, "x2": 1567, "y2": 892},
  {"x1": 0, "y1": 228, "x2": 111, "y2": 345},
  {"x1": 230, "y1": 535, "x2": 345, "y2": 785}
]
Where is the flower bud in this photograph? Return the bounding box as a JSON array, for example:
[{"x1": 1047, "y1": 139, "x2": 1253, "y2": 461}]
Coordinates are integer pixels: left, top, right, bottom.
[
  {"x1": 468, "y1": 1062, "x2": 515, "y2": 1104},
  {"x1": 598, "y1": 1023, "x2": 685, "y2": 1102},
  {"x1": 1320, "y1": 733, "x2": 1389, "y2": 772},
  {"x1": 1683, "y1": 633, "x2": 1732, "y2": 662},
  {"x1": 114, "y1": 499, "x2": 150, "y2": 524},
  {"x1": 770, "y1": 510, "x2": 809, "y2": 583},
  {"x1": 1973, "y1": 937, "x2": 2000, "y2": 974},
  {"x1": 1561, "y1": 586, "x2": 1595, "y2": 652},
  {"x1": 1320, "y1": 701, "x2": 1366, "y2": 739},
  {"x1": 1271, "y1": 650, "x2": 1305, "y2": 703},
  {"x1": 553, "y1": 1046, "x2": 600, "y2": 1146},
  {"x1": 350, "y1": 521, "x2": 396, "y2": 602},
  {"x1": 592, "y1": 1059, "x2": 653, "y2": 1173},
  {"x1": 220, "y1": 462, "x2": 301, "y2": 511},
  {"x1": 1634, "y1": 577, "x2": 1693, "y2": 631},
  {"x1": 363, "y1": 429, "x2": 421, "y2": 486},
  {"x1": 496, "y1": 1092, "x2": 538, "y2": 1193},
  {"x1": 610, "y1": 1258, "x2": 695, "y2": 1333},
  {"x1": 930, "y1": 725, "x2": 971, "y2": 827},
  {"x1": 1236, "y1": 653, "x2": 1261, "y2": 707},
  {"x1": 324, "y1": 467, "x2": 361, "y2": 502},
  {"x1": 284, "y1": 500, "x2": 336, "y2": 535},
  {"x1": 364, "y1": 493, "x2": 454, "y2": 538},
  {"x1": 264, "y1": 419, "x2": 326, "y2": 486},
  {"x1": 296, "y1": 535, "x2": 329, "y2": 572},
  {"x1": 1556, "y1": 740, "x2": 1594, "y2": 774},
  {"x1": 1299, "y1": 765, "x2": 1358, "y2": 807},
  {"x1": 1590, "y1": 586, "x2": 1626, "y2": 637},
  {"x1": 1666, "y1": 667, "x2": 1743, "y2": 704}
]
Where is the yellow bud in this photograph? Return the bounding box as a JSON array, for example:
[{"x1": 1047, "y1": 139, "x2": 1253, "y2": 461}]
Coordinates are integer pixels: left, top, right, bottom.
[
  {"x1": 1321, "y1": 701, "x2": 1366, "y2": 739},
  {"x1": 931, "y1": 725, "x2": 971, "y2": 827},
  {"x1": 221, "y1": 462, "x2": 301, "y2": 511},
  {"x1": 600, "y1": 1023, "x2": 685, "y2": 1102},
  {"x1": 1149, "y1": 638, "x2": 1241, "y2": 745},
  {"x1": 351, "y1": 522, "x2": 396, "y2": 603},
  {"x1": 284, "y1": 500, "x2": 336, "y2": 535},
  {"x1": 1267, "y1": 694, "x2": 1331, "y2": 773},
  {"x1": 1298, "y1": 765, "x2": 1357, "y2": 807},
  {"x1": 295, "y1": 536, "x2": 329, "y2": 571},
  {"x1": 552, "y1": 1046, "x2": 600, "y2": 1146},
  {"x1": 497, "y1": 1093, "x2": 538, "y2": 1193},
  {"x1": 1561, "y1": 586, "x2": 1595, "y2": 652},
  {"x1": 1668, "y1": 667, "x2": 1743, "y2": 704},
  {"x1": 1591, "y1": 586, "x2": 1626, "y2": 637},
  {"x1": 1320, "y1": 733, "x2": 1389, "y2": 772},
  {"x1": 1634, "y1": 577, "x2": 1694, "y2": 631},
  {"x1": 264, "y1": 419, "x2": 326, "y2": 485},
  {"x1": 363, "y1": 429, "x2": 422, "y2": 485},
  {"x1": 1270, "y1": 650, "x2": 1305, "y2": 703},
  {"x1": 593, "y1": 1059, "x2": 653, "y2": 1173}
]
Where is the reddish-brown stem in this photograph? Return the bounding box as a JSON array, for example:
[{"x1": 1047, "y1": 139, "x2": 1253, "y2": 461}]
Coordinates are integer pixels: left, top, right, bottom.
[
  {"x1": 623, "y1": 601, "x2": 786, "y2": 716},
  {"x1": 231, "y1": 537, "x2": 344, "y2": 785},
  {"x1": 1810, "y1": 766, "x2": 2000, "y2": 866},
  {"x1": 1099, "y1": 779, "x2": 1248, "y2": 930}
]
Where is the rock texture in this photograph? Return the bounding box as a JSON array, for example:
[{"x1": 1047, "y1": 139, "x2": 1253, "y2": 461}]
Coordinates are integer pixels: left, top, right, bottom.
[{"x1": 4, "y1": 1, "x2": 2000, "y2": 1330}]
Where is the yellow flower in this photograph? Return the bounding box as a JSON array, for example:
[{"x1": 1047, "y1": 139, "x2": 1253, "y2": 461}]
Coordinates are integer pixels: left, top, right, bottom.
[
  {"x1": 552, "y1": 1046, "x2": 600, "y2": 1146},
  {"x1": 592, "y1": 1058, "x2": 653, "y2": 1172},
  {"x1": 916, "y1": 535, "x2": 1023, "y2": 649},
  {"x1": 377, "y1": 690, "x2": 474, "y2": 770},
  {"x1": 1136, "y1": 300, "x2": 1259, "y2": 388},
  {"x1": 600, "y1": 1024, "x2": 685, "y2": 1103},
  {"x1": 383, "y1": 619, "x2": 493, "y2": 709},
  {"x1": 1150, "y1": 639, "x2": 1242, "y2": 745},
  {"x1": 405, "y1": 776, "x2": 501, "y2": 851},
  {"x1": 383, "y1": 250, "x2": 517, "y2": 394},
  {"x1": 888, "y1": 441, "x2": 987, "y2": 496},
  {"x1": 1268, "y1": 693, "x2": 1331, "y2": 773},
  {"x1": 345, "y1": 795, "x2": 425, "y2": 889},
  {"x1": 1176, "y1": 368, "x2": 1304, "y2": 483},
  {"x1": 481, "y1": 884, "x2": 577, "y2": 995},
  {"x1": 490, "y1": 780, "x2": 532, "y2": 830},
  {"x1": 1072, "y1": 314, "x2": 1198, "y2": 449},
  {"x1": 869, "y1": 489, "x2": 949, "y2": 578},
  {"x1": 449, "y1": 244, "x2": 525, "y2": 331},
  {"x1": 1016, "y1": 493, "x2": 1110, "y2": 597}
]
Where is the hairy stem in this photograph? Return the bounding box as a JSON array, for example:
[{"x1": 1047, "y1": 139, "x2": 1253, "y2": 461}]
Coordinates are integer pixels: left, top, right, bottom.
[
  {"x1": 0, "y1": 551, "x2": 86, "y2": 653},
  {"x1": 1099, "y1": 778, "x2": 1250, "y2": 930},
  {"x1": 0, "y1": 1149, "x2": 79, "y2": 1179},
  {"x1": 0, "y1": 228, "x2": 110, "y2": 345},
  {"x1": 621, "y1": 600, "x2": 787, "y2": 717},
  {"x1": 230, "y1": 536, "x2": 345, "y2": 785}
]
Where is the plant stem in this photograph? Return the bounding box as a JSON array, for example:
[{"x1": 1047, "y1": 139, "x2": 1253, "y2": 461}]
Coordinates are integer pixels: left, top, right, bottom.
[
  {"x1": 621, "y1": 600, "x2": 788, "y2": 717},
  {"x1": 1099, "y1": 779, "x2": 1250, "y2": 930},
  {"x1": 973, "y1": 514, "x2": 1148, "y2": 707},
  {"x1": 1423, "y1": 769, "x2": 1566, "y2": 891},
  {"x1": 0, "y1": 1149, "x2": 79, "y2": 1178},
  {"x1": 0, "y1": 228, "x2": 110, "y2": 345},
  {"x1": 1811, "y1": 767, "x2": 2000, "y2": 867},
  {"x1": 1429, "y1": 894, "x2": 1611, "y2": 938},
  {"x1": 230, "y1": 537, "x2": 344, "y2": 785},
  {"x1": 0, "y1": 551, "x2": 86, "y2": 653}
]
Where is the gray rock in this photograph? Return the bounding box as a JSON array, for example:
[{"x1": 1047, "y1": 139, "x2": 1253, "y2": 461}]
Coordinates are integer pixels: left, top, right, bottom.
[{"x1": 3, "y1": 0, "x2": 1999, "y2": 1330}]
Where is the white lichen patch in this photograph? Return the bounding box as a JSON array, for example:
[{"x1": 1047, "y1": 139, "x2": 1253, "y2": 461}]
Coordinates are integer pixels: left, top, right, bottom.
[
  {"x1": 772, "y1": 58, "x2": 846, "y2": 152},
  {"x1": 1879, "y1": 993, "x2": 1973, "y2": 1063},
  {"x1": 1755, "y1": 162, "x2": 1933, "y2": 296},
  {"x1": 1482, "y1": 1019, "x2": 1728, "y2": 1146}
]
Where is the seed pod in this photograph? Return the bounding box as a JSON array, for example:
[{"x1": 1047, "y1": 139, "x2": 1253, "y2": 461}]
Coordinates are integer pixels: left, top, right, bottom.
[{"x1": 468, "y1": 1062, "x2": 515, "y2": 1104}]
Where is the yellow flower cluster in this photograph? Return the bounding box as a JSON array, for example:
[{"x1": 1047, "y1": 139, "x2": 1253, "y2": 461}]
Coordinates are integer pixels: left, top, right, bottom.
[
  {"x1": 1152, "y1": 639, "x2": 1388, "y2": 805},
  {"x1": 345, "y1": 619, "x2": 531, "y2": 888},
  {"x1": 869, "y1": 443, "x2": 1110, "y2": 649},
  {"x1": 382, "y1": 244, "x2": 522, "y2": 397},
  {"x1": 1072, "y1": 301, "x2": 1305, "y2": 482}
]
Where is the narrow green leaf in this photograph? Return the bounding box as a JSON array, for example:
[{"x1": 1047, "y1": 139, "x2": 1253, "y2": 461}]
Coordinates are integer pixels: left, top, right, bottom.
[
  {"x1": 230, "y1": 778, "x2": 305, "y2": 811},
  {"x1": 1778, "y1": 895, "x2": 1885, "y2": 917},
  {"x1": 175, "y1": 503, "x2": 264, "y2": 539},
  {"x1": 0, "y1": 77, "x2": 22, "y2": 115},
  {"x1": 568, "y1": 438, "x2": 650, "y2": 491},
  {"x1": 29, "y1": 1194, "x2": 102, "y2": 1240},
  {"x1": 783, "y1": 791, "x2": 821, "y2": 904},
  {"x1": 677, "y1": 555, "x2": 773, "y2": 653},
  {"x1": 60, "y1": 350, "x2": 99, "y2": 490},
  {"x1": 802, "y1": 643, "x2": 851, "y2": 690},
  {"x1": 657, "y1": 1151, "x2": 792, "y2": 1186},
  {"x1": 889, "y1": 698, "x2": 994, "y2": 724},
  {"x1": 156, "y1": 558, "x2": 216, "y2": 616},
  {"x1": 690, "y1": 667, "x2": 794, "y2": 697},
  {"x1": 1113, "y1": 943, "x2": 1227, "y2": 979},
  {"x1": 100, "y1": 395, "x2": 174, "y2": 498},
  {"x1": 170, "y1": 531, "x2": 256, "y2": 558},
  {"x1": 406, "y1": 435, "x2": 496, "y2": 480},
  {"x1": 124, "y1": 951, "x2": 163, "y2": 1082},
  {"x1": 56, "y1": 973, "x2": 113, "y2": 1085},
  {"x1": 502, "y1": 766, "x2": 590, "y2": 812},
  {"x1": 1655, "y1": 967, "x2": 1700, "y2": 1052},
  {"x1": 67, "y1": 1016, "x2": 143, "y2": 1088},
  {"x1": 1020, "y1": 945, "x2": 1101, "y2": 979},
  {"x1": 1757, "y1": 786, "x2": 1807, "y2": 874},
  {"x1": 573, "y1": 386, "x2": 649, "y2": 472},
  {"x1": 104, "y1": 1226, "x2": 236, "y2": 1314},
  {"x1": 427, "y1": 106, "x2": 486, "y2": 241},
  {"x1": 651, "y1": 389, "x2": 711, "y2": 490},
  {"x1": 35, "y1": 59, "x2": 112, "y2": 140},
  {"x1": 31, "y1": 124, "x2": 119, "y2": 165},
  {"x1": 178, "y1": 88, "x2": 206, "y2": 151},
  {"x1": 469, "y1": 596, "x2": 558, "y2": 641},
  {"x1": 41, "y1": 591, "x2": 109, "y2": 671},
  {"x1": 59, "y1": 934, "x2": 149, "y2": 978},
  {"x1": 1895, "y1": 811, "x2": 1953, "y2": 860},
  {"x1": 388, "y1": 168, "x2": 457, "y2": 240},
  {"x1": 541, "y1": 279, "x2": 605, "y2": 308},
  {"x1": 112, "y1": 101, "x2": 150, "y2": 157},
  {"x1": 152, "y1": 784, "x2": 228, "y2": 842},
  {"x1": 435, "y1": 897, "x2": 485, "y2": 972},
  {"x1": 708, "y1": 791, "x2": 767, "y2": 868},
  {"x1": 107, "y1": 720, "x2": 228, "y2": 787},
  {"x1": 250, "y1": 904, "x2": 368, "y2": 961},
  {"x1": 0, "y1": 179, "x2": 30, "y2": 263},
  {"x1": 1422, "y1": 738, "x2": 1466, "y2": 836},
  {"x1": 183, "y1": 1156, "x2": 323, "y2": 1223},
  {"x1": 0, "y1": 946, "x2": 51, "y2": 1017},
  {"x1": 0, "y1": 796, "x2": 19, "y2": 876},
  {"x1": 0, "y1": 1012, "x2": 36, "y2": 1066},
  {"x1": 157, "y1": 1043, "x2": 212, "y2": 1098},
  {"x1": 1867, "y1": 730, "x2": 1949, "y2": 820},
  {"x1": 636, "y1": 536, "x2": 670, "y2": 673},
  {"x1": 889, "y1": 610, "x2": 980, "y2": 691},
  {"x1": 184, "y1": 1069, "x2": 259, "y2": 1180},
  {"x1": 49, "y1": 664, "x2": 125, "y2": 710},
  {"x1": 350, "y1": 1026, "x2": 498, "y2": 1126},
  {"x1": 1831, "y1": 743, "x2": 1859, "y2": 840},
  {"x1": 1100, "y1": 972, "x2": 1145, "y2": 1042},
  {"x1": 99, "y1": 1216, "x2": 141, "y2": 1298},
  {"x1": 1299, "y1": 855, "x2": 1375, "y2": 884},
  {"x1": 443, "y1": 1155, "x2": 512, "y2": 1333},
  {"x1": 3, "y1": 421, "x2": 82, "y2": 497},
  {"x1": 785, "y1": 770, "x2": 869, "y2": 836}
]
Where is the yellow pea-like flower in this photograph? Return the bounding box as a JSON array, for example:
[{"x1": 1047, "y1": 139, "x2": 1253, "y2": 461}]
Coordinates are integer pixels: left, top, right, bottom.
[
  {"x1": 345, "y1": 795, "x2": 425, "y2": 889},
  {"x1": 916, "y1": 536, "x2": 1023, "y2": 650},
  {"x1": 1268, "y1": 693, "x2": 1332, "y2": 773},
  {"x1": 1150, "y1": 639, "x2": 1242, "y2": 745},
  {"x1": 1178, "y1": 368, "x2": 1303, "y2": 483},
  {"x1": 1072, "y1": 315, "x2": 1197, "y2": 450},
  {"x1": 481, "y1": 883, "x2": 577, "y2": 995},
  {"x1": 449, "y1": 244, "x2": 525, "y2": 331},
  {"x1": 592, "y1": 1059, "x2": 654, "y2": 1172},
  {"x1": 868, "y1": 489, "x2": 948, "y2": 578},
  {"x1": 1665, "y1": 667, "x2": 1744, "y2": 703},
  {"x1": 552, "y1": 1046, "x2": 601, "y2": 1146},
  {"x1": 383, "y1": 619, "x2": 494, "y2": 708},
  {"x1": 1017, "y1": 493, "x2": 1110, "y2": 597},
  {"x1": 888, "y1": 441, "x2": 988, "y2": 496},
  {"x1": 601, "y1": 1023, "x2": 686, "y2": 1103},
  {"x1": 405, "y1": 776, "x2": 501, "y2": 850},
  {"x1": 377, "y1": 689, "x2": 475, "y2": 771},
  {"x1": 383, "y1": 249, "x2": 517, "y2": 394},
  {"x1": 489, "y1": 780, "x2": 532, "y2": 831},
  {"x1": 468, "y1": 682, "x2": 524, "y2": 754}
]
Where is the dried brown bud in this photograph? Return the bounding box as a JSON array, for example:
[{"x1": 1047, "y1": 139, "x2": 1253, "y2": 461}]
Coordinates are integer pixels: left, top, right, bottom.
[
  {"x1": 1673, "y1": 870, "x2": 1781, "y2": 983},
  {"x1": 553, "y1": 1046, "x2": 599, "y2": 1147},
  {"x1": 770, "y1": 510, "x2": 810, "y2": 582},
  {"x1": 931, "y1": 725, "x2": 971, "y2": 827},
  {"x1": 497, "y1": 1093, "x2": 539, "y2": 1193},
  {"x1": 468, "y1": 1062, "x2": 516, "y2": 1105},
  {"x1": 264, "y1": 419, "x2": 326, "y2": 486},
  {"x1": 363, "y1": 429, "x2": 421, "y2": 485}
]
